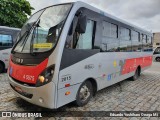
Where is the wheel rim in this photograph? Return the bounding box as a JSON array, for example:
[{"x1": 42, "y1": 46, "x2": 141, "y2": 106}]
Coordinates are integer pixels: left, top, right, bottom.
[{"x1": 79, "y1": 84, "x2": 90, "y2": 102}]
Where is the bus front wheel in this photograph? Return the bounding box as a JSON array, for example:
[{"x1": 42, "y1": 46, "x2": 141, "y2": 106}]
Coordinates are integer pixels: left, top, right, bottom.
[{"x1": 75, "y1": 81, "x2": 93, "y2": 106}]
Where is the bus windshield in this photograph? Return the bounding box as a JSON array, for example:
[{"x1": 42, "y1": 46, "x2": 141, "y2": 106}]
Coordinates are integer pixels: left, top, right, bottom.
[{"x1": 13, "y1": 4, "x2": 72, "y2": 53}]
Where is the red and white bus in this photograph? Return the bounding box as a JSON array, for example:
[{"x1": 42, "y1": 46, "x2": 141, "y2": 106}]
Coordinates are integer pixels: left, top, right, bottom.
[{"x1": 8, "y1": 1, "x2": 152, "y2": 109}]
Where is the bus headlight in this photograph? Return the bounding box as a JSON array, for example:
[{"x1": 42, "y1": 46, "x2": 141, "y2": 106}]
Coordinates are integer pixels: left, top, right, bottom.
[
  {"x1": 38, "y1": 76, "x2": 45, "y2": 83},
  {"x1": 36, "y1": 65, "x2": 55, "y2": 87}
]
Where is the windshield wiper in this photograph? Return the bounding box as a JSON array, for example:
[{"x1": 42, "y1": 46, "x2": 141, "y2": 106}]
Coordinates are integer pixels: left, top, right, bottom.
[
  {"x1": 12, "y1": 21, "x2": 38, "y2": 54},
  {"x1": 30, "y1": 20, "x2": 41, "y2": 56},
  {"x1": 30, "y1": 27, "x2": 36, "y2": 56},
  {"x1": 19, "y1": 21, "x2": 37, "y2": 43},
  {"x1": 12, "y1": 30, "x2": 30, "y2": 54}
]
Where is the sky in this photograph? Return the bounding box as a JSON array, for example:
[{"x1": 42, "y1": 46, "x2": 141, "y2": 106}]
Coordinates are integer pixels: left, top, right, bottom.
[{"x1": 27, "y1": 0, "x2": 160, "y2": 32}]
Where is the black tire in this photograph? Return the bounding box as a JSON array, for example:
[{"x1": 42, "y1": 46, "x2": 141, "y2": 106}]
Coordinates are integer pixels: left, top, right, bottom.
[
  {"x1": 132, "y1": 67, "x2": 140, "y2": 80},
  {"x1": 0, "y1": 63, "x2": 4, "y2": 73},
  {"x1": 156, "y1": 57, "x2": 160, "y2": 62},
  {"x1": 75, "y1": 81, "x2": 93, "y2": 106}
]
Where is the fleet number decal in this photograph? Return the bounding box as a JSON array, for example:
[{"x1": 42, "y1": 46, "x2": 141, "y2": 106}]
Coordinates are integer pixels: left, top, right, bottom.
[
  {"x1": 61, "y1": 74, "x2": 71, "y2": 82},
  {"x1": 23, "y1": 75, "x2": 35, "y2": 81}
]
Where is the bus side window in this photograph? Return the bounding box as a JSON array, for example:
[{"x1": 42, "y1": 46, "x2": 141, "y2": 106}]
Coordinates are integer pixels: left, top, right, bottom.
[
  {"x1": 66, "y1": 19, "x2": 95, "y2": 49},
  {"x1": 101, "y1": 21, "x2": 119, "y2": 52},
  {"x1": 119, "y1": 27, "x2": 132, "y2": 52},
  {"x1": 132, "y1": 31, "x2": 141, "y2": 52},
  {"x1": 142, "y1": 34, "x2": 147, "y2": 51},
  {"x1": 74, "y1": 19, "x2": 94, "y2": 49},
  {"x1": 0, "y1": 34, "x2": 12, "y2": 49}
]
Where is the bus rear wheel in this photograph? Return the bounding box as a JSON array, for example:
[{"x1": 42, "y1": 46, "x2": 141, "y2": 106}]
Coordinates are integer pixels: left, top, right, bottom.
[
  {"x1": 75, "y1": 81, "x2": 93, "y2": 106},
  {"x1": 132, "y1": 67, "x2": 140, "y2": 80},
  {"x1": 156, "y1": 57, "x2": 160, "y2": 62},
  {"x1": 0, "y1": 63, "x2": 4, "y2": 73}
]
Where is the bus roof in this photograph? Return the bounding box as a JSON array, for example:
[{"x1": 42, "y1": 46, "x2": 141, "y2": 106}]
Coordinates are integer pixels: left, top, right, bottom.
[{"x1": 73, "y1": 1, "x2": 152, "y2": 36}]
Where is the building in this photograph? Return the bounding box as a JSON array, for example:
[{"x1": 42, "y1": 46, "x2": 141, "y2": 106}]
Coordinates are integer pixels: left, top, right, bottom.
[{"x1": 153, "y1": 33, "x2": 160, "y2": 48}]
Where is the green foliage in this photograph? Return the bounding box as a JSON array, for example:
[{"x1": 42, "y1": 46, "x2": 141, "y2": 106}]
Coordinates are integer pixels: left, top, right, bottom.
[{"x1": 0, "y1": 0, "x2": 34, "y2": 28}]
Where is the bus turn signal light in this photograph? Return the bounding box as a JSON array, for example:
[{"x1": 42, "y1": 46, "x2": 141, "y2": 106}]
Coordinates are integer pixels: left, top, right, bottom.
[
  {"x1": 39, "y1": 76, "x2": 45, "y2": 83},
  {"x1": 65, "y1": 91, "x2": 70, "y2": 95}
]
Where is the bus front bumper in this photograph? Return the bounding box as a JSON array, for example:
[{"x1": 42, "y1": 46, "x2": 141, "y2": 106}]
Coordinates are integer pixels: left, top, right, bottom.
[{"x1": 8, "y1": 75, "x2": 56, "y2": 109}]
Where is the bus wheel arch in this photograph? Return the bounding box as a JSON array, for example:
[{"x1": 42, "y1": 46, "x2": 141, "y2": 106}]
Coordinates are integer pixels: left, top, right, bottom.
[
  {"x1": 0, "y1": 60, "x2": 5, "y2": 73},
  {"x1": 75, "y1": 78, "x2": 97, "y2": 106}
]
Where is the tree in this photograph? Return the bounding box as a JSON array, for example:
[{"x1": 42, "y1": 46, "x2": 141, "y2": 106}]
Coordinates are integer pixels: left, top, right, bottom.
[{"x1": 0, "y1": 0, "x2": 34, "y2": 28}]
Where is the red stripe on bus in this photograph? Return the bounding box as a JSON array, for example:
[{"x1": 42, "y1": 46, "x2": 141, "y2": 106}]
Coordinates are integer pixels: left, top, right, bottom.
[
  {"x1": 9, "y1": 58, "x2": 48, "y2": 84},
  {"x1": 121, "y1": 56, "x2": 152, "y2": 75}
]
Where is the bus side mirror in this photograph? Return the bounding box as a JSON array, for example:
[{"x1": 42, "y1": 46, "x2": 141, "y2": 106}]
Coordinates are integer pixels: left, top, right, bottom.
[{"x1": 76, "y1": 15, "x2": 87, "y2": 34}]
